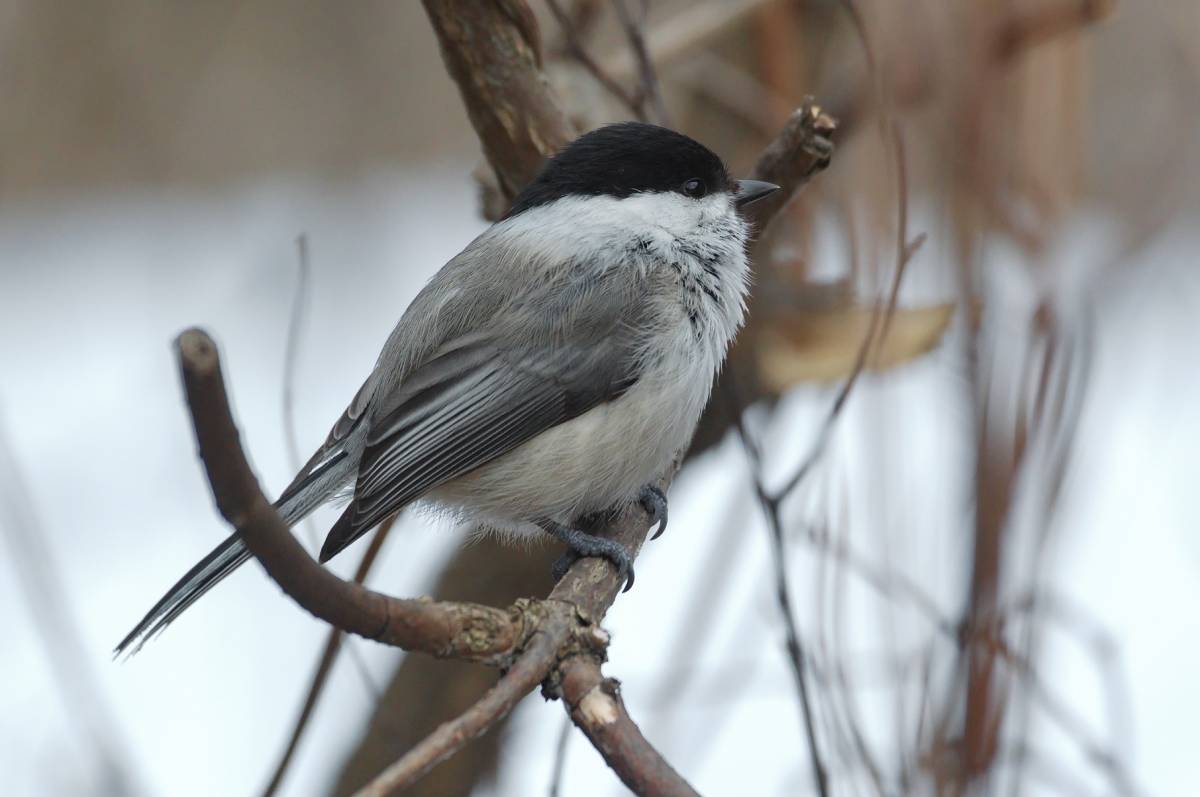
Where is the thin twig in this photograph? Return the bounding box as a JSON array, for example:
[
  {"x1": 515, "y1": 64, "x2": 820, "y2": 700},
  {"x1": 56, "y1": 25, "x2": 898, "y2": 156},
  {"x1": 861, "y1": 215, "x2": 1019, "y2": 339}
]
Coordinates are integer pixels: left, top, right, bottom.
[
  {"x1": 611, "y1": 0, "x2": 670, "y2": 126},
  {"x1": 354, "y1": 610, "x2": 574, "y2": 796},
  {"x1": 729, "y1": 121, "x2": 916, "y2": 797},
  {"x1": 546, "y1": 0, "x2": 642, "y2": 117},
  {"x1": 732, "y1": 408, "x2": 829, "y2": 797},
  {"x1": 773, "y1": 125, "x2": 921, "y2": 504}
]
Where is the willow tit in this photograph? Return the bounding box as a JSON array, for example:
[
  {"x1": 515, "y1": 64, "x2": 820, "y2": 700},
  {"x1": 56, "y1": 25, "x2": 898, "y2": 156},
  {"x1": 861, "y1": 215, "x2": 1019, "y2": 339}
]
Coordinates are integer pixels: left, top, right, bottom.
[{"x1": 117, "y1": 122, "x2": 778, "y2": 655}]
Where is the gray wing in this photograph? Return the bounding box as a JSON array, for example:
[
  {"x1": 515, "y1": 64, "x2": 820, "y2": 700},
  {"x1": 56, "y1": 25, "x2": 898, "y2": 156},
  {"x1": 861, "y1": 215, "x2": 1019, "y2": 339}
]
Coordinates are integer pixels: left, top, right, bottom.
[
  {"x1": 275, "y1": 372, "x2": 377, "y2": 509},
  {"x1": 317, "y1": 279, "x2": 647, "y2": 561},
  {"x1": 277, "y1": 227, "x2": 524, "y2": 510}
]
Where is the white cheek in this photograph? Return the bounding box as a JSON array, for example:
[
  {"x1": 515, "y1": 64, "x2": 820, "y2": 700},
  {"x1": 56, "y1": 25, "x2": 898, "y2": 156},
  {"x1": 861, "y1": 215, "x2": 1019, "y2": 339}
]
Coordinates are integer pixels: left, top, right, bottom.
[
  {"x1": 491, "y1": 192, "x2": 741, "y2": 264},
  {"x1": 699, "y1": 193, "x2": 733, "y2": 216},
  {"x1": 618, "y1": 191, "x2": 731, "y2": 236}
]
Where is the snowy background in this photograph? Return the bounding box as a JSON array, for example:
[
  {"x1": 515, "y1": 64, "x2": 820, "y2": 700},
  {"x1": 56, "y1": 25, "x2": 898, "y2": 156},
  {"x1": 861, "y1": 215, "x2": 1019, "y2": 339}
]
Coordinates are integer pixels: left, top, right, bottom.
[
  {"x1": 3, "y1": 1, "x2": 1200, "y2": 795},
  {"x1": 3, "y1": 170, "x2": 1197, "y2": 795}
]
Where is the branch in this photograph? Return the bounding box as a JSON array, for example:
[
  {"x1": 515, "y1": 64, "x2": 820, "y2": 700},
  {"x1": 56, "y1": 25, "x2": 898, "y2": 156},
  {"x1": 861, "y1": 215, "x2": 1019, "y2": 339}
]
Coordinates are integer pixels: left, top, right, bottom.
[
  {"x1": 546, "y1": 0, "x2": 642, "y2": 117},
  {"x1": 612, "y1": 0, "x2": 671, "y2": 126},
  {"x1": 560, "y1": 656, "x2": 699, "y2": 797},
  {"x1": 355, "y1": 607, "x2": 575, "y2": 796},
  {"x1": 421, "y1": 0, "x2": 574, "y2": 201},
  {"x1": 329, "y1": 540, "x2": 557, "y2": 796},
  {"x1": 743, "y1": 100, "x2": 837, "y2": 232},
  {"x1": 175, "y1": 329, "x2": 524, "y2": 665}
]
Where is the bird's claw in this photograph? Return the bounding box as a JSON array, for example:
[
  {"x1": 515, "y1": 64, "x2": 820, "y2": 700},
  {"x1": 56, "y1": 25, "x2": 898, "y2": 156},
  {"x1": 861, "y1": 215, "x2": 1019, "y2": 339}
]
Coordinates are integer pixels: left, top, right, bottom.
[
  {"x1": 543, "y1": 521, "x2": 635, "y2": 592},
  {"x1": 639, "y1": 484, "x2": 668, "y2": 540}
]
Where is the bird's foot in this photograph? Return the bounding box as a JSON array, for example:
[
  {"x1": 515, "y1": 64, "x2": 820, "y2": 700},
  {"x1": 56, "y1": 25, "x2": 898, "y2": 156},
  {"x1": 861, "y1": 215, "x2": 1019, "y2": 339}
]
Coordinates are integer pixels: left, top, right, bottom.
[
  {"x1": 543, "y1": 521, "x2": 635, "y2": 592},
  {"x1": 639, "y1": 484, "x2": 668, "y2": 540}
]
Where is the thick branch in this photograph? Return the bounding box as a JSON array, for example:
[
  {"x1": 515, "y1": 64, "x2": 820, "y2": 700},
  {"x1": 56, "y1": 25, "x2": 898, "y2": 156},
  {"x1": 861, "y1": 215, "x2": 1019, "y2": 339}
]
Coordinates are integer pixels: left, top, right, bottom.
[
  {"x1": 421, "y1": 0, "x2": 574, "y2": 200},
  {"x1": 175, "y1": 329, "x2": 522, "y2": 665},
  {"x1": 560, "y1": 657, "x2": 699, "y2": 797}
]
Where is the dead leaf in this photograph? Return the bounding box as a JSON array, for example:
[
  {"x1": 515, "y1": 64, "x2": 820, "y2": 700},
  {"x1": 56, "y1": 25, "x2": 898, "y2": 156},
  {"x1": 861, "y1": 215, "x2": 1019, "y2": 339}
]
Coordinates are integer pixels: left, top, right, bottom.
[{"x1": 758, "y1": 301, "x2": 961, "y2": 389}]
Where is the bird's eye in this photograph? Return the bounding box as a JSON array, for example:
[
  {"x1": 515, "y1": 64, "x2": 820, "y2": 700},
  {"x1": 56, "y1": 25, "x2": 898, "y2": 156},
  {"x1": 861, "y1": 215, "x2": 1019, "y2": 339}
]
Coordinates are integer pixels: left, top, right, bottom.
[{"x1": 682, "y1": 178, "x2": 706, "y2": 198}]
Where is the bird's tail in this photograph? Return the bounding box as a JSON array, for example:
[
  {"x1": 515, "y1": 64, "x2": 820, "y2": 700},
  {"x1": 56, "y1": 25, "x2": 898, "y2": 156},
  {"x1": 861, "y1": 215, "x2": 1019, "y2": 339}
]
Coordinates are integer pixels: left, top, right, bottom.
[
  {"x1": 114, "y1": 533, "x2": 252, "y2": 657},
  {"x1": 114, "y1": 461, "x2": 347, "y2": 657}
]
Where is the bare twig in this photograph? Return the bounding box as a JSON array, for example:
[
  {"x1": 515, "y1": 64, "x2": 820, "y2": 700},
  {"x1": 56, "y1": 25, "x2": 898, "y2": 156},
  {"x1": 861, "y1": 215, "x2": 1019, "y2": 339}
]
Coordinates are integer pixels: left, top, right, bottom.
[
  {"x1": 546, "y1": 0, "x2": 642, "y2": 116},
  {"x1": 355, "y1": 608, "x2": 575, "y2": 796},
  {"x1": 772, "y1": 125, "x2": 922, "y2": 504},
  {"x1": 611, "y1": 0, "x2": 670, "y2": 126},
  {"x1": 273, "y1": 234, "x2": 378, "y2": 794},
  {"x1": 733, "y1": 408, "x2": 830, "y2": 797},
  {"x1": 730, "y1": 114, "x2": 914, "y2": 797}
]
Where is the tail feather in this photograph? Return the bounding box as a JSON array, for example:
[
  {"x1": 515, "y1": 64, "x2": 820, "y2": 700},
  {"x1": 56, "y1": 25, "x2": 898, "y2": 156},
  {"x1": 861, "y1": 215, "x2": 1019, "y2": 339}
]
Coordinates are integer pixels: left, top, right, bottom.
[
  {"x1": 116, "y1": 451, "x2": 356, "y2": 657},
  {"x1": 114, "y1": 535, "x2": 250, "y2": 657}
]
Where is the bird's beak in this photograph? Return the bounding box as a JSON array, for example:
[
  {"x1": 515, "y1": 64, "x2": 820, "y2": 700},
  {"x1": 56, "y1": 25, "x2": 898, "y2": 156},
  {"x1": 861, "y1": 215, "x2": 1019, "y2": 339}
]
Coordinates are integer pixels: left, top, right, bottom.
[{"x1": 735, "y1": 179, "x2": 780, "y2": 208}]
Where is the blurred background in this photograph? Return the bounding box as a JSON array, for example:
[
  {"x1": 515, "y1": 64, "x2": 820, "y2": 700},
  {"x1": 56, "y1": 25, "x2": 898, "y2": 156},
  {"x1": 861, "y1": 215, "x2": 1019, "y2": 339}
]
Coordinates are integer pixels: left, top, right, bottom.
[{"x1": 2, "y1": 1, "x2": 1198, "y2": 795}]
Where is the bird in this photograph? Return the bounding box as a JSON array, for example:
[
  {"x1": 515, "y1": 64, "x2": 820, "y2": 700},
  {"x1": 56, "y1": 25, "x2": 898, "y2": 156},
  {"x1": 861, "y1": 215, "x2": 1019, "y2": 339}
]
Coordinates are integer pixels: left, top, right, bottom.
[{"x1": 116, "y1": 121, "x2": 778, "y2": 656}]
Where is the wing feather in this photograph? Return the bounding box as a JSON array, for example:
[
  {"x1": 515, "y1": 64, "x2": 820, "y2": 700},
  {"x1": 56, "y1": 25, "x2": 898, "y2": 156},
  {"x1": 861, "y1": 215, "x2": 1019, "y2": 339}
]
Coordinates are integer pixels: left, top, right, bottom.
[
  {"x1": 276, "y1": 373, "x2": 377, "y2": 506},
  {"x1": 319, "y1": 334, "x2": 638, "y2": 558},
  {"x1": 316, "y1": 249, "x2": 651, "y2": 560}
]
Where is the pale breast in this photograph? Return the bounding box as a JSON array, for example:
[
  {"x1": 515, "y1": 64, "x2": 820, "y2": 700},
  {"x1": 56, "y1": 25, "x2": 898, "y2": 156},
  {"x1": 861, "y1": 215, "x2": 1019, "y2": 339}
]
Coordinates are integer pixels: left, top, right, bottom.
[
  {"x1": 425, "y1": 196, "x2": 749, "y2": 535},
  {"x1": 428, "y1": 319, "x2": 723, "y2": 533}
]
